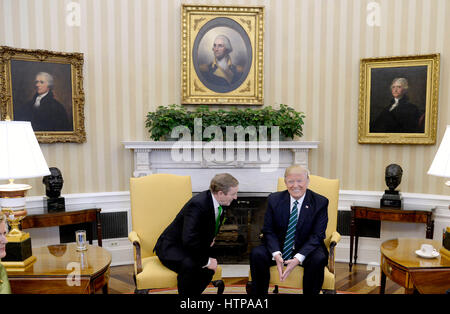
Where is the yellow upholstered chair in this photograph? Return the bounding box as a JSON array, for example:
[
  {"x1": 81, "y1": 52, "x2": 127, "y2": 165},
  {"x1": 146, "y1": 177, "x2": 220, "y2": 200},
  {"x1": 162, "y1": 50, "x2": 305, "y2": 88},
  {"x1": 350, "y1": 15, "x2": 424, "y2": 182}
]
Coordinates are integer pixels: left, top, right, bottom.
[
  {"x1": 248, "y1": 175, "x2": 340, "y2": 294},
  {"x1": 128, "y1": 173, "x2": 224, "y2": 294}
]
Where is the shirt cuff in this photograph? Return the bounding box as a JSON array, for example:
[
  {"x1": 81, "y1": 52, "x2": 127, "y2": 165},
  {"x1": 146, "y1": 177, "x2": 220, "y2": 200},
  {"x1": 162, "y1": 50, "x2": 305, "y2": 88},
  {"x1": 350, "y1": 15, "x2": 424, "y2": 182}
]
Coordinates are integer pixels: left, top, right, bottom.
[
  {"x1": 272, "y1": 251, "x2": 282, "y2": 260},
  {"x1": 294, "y1": 253, "x2": 305, "y2": 264}
]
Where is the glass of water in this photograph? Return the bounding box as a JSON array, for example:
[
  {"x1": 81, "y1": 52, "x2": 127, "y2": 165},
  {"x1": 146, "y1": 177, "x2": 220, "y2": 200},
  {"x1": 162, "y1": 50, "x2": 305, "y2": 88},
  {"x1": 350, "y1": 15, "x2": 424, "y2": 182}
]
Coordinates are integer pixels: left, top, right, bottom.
[{"x1": 75, "y1": 230, "x2": 87, "y2": 251}]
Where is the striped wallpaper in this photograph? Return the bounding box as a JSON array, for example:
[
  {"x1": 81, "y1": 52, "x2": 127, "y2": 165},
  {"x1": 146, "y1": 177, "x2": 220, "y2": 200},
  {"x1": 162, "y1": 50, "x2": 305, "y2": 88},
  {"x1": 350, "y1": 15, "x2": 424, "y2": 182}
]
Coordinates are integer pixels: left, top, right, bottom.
[{"x1": 0, "y1": 0, "x2": 449, "y2": 197}]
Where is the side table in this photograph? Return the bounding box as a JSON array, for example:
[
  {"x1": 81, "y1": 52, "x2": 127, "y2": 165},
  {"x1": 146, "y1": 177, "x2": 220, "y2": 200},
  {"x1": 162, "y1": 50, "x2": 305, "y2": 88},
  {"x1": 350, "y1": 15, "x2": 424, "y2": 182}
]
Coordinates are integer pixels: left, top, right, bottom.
[
  {"x1": 349, "y1": 206, "x2": 434, "y2": 271},
  {"x1": 380, "y1": 238, "x2": 450, "y2": 294},
  {"x1": 7, "y1": 244, "x2": 111, "y2": 294},
  {"x1": 21, "y1": 208, "x2": 102, "y2": 247}
]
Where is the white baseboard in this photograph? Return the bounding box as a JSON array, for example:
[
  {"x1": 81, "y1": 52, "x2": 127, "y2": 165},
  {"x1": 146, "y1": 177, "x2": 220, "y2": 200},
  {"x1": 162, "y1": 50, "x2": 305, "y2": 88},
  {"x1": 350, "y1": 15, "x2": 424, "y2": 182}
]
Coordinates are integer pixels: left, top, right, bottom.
[{"x1": 23, "y1": 190, "x2": 450, "y2": 267}]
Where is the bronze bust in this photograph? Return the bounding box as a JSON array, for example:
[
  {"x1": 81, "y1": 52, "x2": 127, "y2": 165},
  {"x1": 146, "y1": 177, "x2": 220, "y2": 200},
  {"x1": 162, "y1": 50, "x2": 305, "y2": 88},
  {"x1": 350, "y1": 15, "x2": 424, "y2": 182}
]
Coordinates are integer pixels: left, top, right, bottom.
[
  {"x1": 42, "y1": 167, "x2": 65, "y2": 212},
  {"x1": 385, "y1": 164, "x2": 403, "y2": 191},
  {"x1": 381, "y1": 164, "x2": 403, "y2": 208}
]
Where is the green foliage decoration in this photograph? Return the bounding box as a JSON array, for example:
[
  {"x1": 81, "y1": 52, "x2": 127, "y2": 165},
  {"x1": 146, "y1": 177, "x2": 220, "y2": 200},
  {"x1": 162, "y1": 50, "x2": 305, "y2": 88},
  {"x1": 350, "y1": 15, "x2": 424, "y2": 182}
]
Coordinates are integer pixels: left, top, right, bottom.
[{"x1": 145, "y1": 104, "x2": 305, "y2": 141}]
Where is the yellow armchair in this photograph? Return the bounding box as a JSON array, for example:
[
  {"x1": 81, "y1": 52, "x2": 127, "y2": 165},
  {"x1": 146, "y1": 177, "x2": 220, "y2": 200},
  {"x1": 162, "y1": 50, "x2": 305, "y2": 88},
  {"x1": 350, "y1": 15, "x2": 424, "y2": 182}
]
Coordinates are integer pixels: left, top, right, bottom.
[
  {"x1": 128, "y1": 173, "x2": 224, "y2": 293},
  {"x1": 248, "y1": 175, "x2": 340, "y2": 294}
]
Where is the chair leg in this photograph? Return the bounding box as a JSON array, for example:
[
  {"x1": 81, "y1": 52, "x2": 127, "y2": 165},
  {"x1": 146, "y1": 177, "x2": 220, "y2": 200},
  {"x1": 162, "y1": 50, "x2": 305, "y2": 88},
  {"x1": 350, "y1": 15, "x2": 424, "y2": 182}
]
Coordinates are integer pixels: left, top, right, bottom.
[
  {"x1": 245, "y1": 281, "x2": 252, "y2": 294},
  {"x1": 273, "y1": 285, "x2": 279, "y2": 294},
  {"x1": 212, "y1": 280, "x2": 225, "y2": 294},
  {"x1": 132, "y1": 273, "x2": 150, "y2": 294}
]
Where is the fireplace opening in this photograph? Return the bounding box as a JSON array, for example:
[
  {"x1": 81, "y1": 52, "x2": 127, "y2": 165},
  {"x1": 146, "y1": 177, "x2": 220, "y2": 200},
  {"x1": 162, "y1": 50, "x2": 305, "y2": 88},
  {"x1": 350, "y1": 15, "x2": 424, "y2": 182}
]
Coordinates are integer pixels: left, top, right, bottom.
[{"x1": 211, "y1": 195, "x2": 268, "y2": 264}]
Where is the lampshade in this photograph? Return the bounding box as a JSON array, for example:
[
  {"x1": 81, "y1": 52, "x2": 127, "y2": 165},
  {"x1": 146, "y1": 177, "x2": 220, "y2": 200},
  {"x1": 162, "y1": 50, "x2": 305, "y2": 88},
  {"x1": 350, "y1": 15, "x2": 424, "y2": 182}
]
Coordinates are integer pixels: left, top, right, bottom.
[
  {"x1": 0, "y1": 120, "x2": 50, "y2": 180},
  {"x1": 427, "y1": 125, "x2": 450, "y2": 185}
]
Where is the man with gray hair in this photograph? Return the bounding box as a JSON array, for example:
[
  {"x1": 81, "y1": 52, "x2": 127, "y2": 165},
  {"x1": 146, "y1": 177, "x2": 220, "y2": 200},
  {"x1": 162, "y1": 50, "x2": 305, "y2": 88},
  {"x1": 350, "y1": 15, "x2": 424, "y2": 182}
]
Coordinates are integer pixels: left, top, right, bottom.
[
  {"x1": 371, "y1": 77, "x2": 424, "y2": 133},
  {"x1": 199, "y1": 34, "x2": 243, "y2": 89},
  {"x1": 248, "y1": 165, "x2": 329, "y2": 295},
  {"x1": 14, "y1": 71, "x2": 72, "y2": 131},
  {"x1": 154, "y1": 173, "x2": 239, "y2": 295}
]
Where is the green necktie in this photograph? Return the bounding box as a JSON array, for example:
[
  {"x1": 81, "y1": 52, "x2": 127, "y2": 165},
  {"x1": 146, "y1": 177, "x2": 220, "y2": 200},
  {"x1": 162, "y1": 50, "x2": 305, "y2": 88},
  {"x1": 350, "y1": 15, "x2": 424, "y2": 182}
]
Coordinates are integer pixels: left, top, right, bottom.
[{"x1": 215, "y1": 205, "x2": 223, "y2": 235}]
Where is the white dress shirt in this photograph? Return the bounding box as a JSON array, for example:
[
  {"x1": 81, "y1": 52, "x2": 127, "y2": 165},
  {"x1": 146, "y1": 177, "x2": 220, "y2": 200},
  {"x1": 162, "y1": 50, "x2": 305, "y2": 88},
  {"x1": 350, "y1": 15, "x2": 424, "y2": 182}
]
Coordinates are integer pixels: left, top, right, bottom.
[
  {"x1": 272, "y1": 193, "x2": 307, "y2": 264},
  {"x1": 33, "y1": 91, "x2": 49, "y2": 108},
  {"x1": 389, "y1": 98, "x2": 400, "y2": 111}
]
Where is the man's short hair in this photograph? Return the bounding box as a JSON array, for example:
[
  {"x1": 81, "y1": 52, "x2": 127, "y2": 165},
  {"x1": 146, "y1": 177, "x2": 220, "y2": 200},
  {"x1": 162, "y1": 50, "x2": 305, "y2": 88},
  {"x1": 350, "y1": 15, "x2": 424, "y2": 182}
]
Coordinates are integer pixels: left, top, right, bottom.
[
  {"x1": 210, "y1": 173, "x2": 239, "y2": 194},
  {"x1": 214, "y1": 35, "x2": 233, "y2": 53},
  {"x1": 36, "y1": 72, "x2": 54, "y2": 88},
  {"x1": 284, "y1": 164, "x2": 310, "y2": 179},
  {"x1": 391, "y1": 77, "x2": 409, "y2": 91}
]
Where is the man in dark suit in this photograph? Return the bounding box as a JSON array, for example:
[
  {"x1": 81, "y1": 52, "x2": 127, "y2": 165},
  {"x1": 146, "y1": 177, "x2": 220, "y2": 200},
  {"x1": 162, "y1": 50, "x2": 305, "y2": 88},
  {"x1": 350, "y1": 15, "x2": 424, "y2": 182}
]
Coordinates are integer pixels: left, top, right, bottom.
[
  {"x1": 154, "y1": 173, "x2": 239, "y2": 295},
  {"x1": 14, "y1": 72, "x2": 72, "y2": 132},
  {"x1": 249, "y1": 165, "x2": 329, "y2": 295},
  {"x1": 370, "y1": 77, "x2": 424, "y2": 133}
]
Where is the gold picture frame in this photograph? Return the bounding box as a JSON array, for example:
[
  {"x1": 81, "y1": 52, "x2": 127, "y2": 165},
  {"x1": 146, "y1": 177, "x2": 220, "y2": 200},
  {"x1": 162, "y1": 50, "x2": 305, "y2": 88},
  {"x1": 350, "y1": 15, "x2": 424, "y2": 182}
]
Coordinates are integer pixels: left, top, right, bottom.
[
  {"x1": 358, "y1": 54, "x2": 440, "y2": 145},
  {"x1": 181, "y1": 5, "x2": 264, "y2": 105},
  {"x1": 0, "y1": 46, "x2": 86, "y2": 143}
]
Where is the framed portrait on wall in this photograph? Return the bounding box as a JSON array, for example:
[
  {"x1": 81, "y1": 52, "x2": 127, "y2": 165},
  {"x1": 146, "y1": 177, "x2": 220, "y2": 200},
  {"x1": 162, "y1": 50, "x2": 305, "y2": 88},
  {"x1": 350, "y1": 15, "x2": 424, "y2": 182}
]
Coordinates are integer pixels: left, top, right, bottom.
[
  {"x1": 358, "y1": 54, "x2": 440, "y2": 144},
  {"x1": 181, "y1": 5, "x2": 264, "y2": 105},
  {"x1": 0, "y1": 46, "x2": 86, "y2": 143}
]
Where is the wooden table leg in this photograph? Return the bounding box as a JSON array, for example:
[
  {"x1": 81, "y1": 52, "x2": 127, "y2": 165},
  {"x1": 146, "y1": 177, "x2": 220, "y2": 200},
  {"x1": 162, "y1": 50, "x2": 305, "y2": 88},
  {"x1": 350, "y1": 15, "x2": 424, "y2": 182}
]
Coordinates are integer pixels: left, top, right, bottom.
[
  {"x1": 349, "y1": 211, "x2": 355, "y2": 271},
  {"x1": 96, "y1": 210, "x2": 103, "y2": 247},
  {"x1": 380, "y1": 270, "x2": 386, "y2": 294},
  {"x1": 349, "y1": 236, "x2": 354, "y2": 271}
]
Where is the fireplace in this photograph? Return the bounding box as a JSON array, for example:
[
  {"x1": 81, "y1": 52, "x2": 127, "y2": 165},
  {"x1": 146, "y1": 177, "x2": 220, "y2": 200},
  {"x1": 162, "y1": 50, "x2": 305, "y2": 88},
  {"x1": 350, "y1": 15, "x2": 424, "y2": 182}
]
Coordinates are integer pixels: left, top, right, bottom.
[
  {"x1": 211, "y1": 194, "x2": 268, "y2": 264},
  {"x1": 123, "y1": 141, "x2": 318, "y2": 263}
]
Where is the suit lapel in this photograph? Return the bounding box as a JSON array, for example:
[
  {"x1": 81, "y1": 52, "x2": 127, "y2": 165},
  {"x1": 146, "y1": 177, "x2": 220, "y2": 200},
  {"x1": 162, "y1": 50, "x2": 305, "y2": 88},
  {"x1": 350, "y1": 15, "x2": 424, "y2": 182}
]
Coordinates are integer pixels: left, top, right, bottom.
[
  {"x1": 280, "y1": 191, "x2": 291, "y2": 229},
  {"x1": 205, "y1": 190, "x2": 216, "y2": 236},
  {"x1": 297, "y1": 189, "x2": 313, "y2": 232}
]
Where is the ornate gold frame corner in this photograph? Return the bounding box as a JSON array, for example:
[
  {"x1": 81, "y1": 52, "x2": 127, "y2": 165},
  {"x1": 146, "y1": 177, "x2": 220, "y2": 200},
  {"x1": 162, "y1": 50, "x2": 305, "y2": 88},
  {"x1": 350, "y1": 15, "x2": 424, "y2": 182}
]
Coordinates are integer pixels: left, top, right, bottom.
[
  {"x1": 181, "y1": 5, "x2": 264, "y2": 105},
  {"x1": 0, "y1": 46, "x2": 86, "y2": 143},
  {"x1": 358, "y1": 53, "x2": 440, "y2": 145}
]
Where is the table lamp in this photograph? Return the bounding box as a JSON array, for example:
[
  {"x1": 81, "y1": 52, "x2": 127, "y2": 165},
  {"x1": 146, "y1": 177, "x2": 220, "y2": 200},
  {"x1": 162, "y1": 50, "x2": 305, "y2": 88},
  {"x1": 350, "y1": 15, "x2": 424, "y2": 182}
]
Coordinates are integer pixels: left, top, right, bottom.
[
  {"x1": 428, "y1": 125, "x2": 450, "y2": 187},
  {"x1": 427, "y1": 125, "x2": 450, "y2": 260},
  {"x1": 0, "y1": 119, "x2": 50, "y2": 270}
]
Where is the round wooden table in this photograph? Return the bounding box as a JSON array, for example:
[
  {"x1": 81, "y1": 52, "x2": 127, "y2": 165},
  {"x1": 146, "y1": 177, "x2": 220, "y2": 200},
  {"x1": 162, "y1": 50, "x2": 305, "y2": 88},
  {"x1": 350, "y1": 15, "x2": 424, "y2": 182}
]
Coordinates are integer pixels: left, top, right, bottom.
[
  {"x1": 380, "y1": 238, "x2": 450, "y2": 294},
  {"x1": 6, "y1": 243, "x2": 111, "y2": 294}
]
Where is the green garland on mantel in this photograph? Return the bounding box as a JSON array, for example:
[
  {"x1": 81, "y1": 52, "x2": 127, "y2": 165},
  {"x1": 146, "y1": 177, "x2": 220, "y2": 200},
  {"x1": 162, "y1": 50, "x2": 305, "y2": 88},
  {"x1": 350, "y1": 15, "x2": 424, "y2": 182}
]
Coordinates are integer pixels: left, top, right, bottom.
[{"x1": 145, "y1": 104, "x2": 305, "y2": 141}]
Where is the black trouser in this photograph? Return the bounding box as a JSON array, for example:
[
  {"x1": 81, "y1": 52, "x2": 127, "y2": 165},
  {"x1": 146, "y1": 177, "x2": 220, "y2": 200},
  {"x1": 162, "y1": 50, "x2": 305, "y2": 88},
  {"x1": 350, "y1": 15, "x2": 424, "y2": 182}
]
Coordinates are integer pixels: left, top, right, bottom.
[
  {"x1": 159, "y1": 256, "x2": 215, "y2": 295},
  {"x1": 249, "y1": 245, "x2": 328, "y2": 295}
]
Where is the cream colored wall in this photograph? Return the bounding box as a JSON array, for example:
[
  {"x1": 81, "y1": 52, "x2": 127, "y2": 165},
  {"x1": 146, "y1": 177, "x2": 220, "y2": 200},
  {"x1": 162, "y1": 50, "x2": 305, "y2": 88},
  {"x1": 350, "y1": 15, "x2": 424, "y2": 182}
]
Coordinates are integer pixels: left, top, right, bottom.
[{"x1": 1, "y1": 0, "x2": 449, "y2": 196}]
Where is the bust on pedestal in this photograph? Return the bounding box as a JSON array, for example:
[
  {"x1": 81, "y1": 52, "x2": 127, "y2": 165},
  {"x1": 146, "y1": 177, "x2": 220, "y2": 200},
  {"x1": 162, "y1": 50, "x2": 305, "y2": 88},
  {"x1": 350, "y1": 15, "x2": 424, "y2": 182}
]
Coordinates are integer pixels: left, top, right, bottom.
[
  {"x1": 42, "y1": 167, "x2": 65, "y2": 213},
  {"x1": 380, "y1": 164, "x2": 403, "y2": 209}
]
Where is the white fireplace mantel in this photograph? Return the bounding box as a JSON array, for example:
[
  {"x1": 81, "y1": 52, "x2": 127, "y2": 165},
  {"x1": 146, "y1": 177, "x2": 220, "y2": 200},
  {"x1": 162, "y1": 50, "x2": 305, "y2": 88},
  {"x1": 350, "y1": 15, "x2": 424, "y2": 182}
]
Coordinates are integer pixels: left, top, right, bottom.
[{"x1": 123, "y1": 140, "x2": 319, "y2": 193}]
